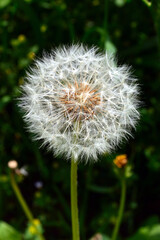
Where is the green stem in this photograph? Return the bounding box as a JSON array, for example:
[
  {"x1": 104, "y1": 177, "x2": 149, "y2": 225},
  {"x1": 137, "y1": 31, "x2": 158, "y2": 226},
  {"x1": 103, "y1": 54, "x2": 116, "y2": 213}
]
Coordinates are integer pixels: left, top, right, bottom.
[
  {"x1": 80, "y1": 165, "x2": 92, "y2": 240},
  {"x1": 104, "y1": 0, "x2": 108, "y2": 37},
  {"x1": 10, "y1": 170, "x2": 45, "y2": 240},
  {"x1": 71, "y1": 158, "x2": 80, "y2": 240},
  {"x1": 151, "y1": 0, "x2": 160, "y2": 51},
  {"x1": 102, "y1": 0, "x2": 109, "y2": 49},
  {"x1": 10, "y1": 170, "x2": 34, "y2": 221},
  {"x1": 111, "y1": 172, "x2": 126, "y2": 240}
]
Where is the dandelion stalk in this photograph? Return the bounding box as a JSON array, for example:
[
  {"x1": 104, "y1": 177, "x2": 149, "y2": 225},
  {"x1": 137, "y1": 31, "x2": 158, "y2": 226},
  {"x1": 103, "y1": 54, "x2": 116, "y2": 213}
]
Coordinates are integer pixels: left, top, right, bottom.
[
  {"x1": 10, "y1": 170, "x2": 34, "y2": 222},
  {"x1": 111, "y1": 170, "x2": 126, "y2": 240},
  {"x1": 71, "y1": 158, "x2": 80, "y2": 240},
  {"x1": 19, "y1": 44, "x2": 140, "y2": 239},
  {"x1": 9, "y1": 169, "x2": 45, "y2": 240}
]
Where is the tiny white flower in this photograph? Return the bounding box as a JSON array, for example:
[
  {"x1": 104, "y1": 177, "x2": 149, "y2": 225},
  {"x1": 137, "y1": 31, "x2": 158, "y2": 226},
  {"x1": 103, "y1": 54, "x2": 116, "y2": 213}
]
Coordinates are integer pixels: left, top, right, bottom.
[{"x1": 19, "y1": 44, "x2": 140, "y2": 162}]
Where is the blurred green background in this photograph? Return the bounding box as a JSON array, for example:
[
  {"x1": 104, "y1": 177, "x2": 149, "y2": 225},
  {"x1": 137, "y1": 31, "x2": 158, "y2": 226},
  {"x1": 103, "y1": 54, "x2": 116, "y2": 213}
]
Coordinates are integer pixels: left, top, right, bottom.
[{"x1": 1, "y1": 0, "x2": 160, "y2": 239}]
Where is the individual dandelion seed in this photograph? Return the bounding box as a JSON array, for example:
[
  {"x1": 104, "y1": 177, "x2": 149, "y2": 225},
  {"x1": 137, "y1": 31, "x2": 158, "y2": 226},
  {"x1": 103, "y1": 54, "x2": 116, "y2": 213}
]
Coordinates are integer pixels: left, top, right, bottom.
[{"x1": 19, "y1": 44, "x2": 140, "y2": 162}]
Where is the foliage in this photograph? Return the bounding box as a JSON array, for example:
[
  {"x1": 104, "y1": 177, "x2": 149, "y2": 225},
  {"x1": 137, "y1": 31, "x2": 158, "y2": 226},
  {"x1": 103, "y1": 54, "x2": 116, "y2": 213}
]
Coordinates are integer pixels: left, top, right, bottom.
[
  {"x1": 0, "y1": 0, "x2": 160, "y2": 239},
  {"x1": 0, "y1": 221, "x2": 22, "y2": 240}
]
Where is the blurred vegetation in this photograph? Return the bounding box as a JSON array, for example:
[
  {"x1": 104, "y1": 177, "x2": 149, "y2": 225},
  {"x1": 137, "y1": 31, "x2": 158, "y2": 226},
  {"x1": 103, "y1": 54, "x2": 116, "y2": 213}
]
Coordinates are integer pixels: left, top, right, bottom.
[{"x1": 0, "y1": 0, "x2": 160, "y2": 239}]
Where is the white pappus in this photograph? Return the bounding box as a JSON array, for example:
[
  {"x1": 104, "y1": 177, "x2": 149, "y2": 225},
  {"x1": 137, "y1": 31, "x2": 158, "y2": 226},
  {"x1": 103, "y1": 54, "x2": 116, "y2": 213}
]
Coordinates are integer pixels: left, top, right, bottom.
[{"x1": 19, "y1": 44, "x2": 140, "y2": 162}]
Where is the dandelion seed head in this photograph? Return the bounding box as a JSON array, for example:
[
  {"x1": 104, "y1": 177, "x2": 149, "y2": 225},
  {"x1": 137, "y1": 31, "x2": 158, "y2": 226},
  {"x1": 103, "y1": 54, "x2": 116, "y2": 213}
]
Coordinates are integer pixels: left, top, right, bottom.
[
  {"x1": 8, "y1": 160, "x2": 18, "y2": 169},
  {"x1": 19, "y1": 44, "x2": 140, "y2": 162}
]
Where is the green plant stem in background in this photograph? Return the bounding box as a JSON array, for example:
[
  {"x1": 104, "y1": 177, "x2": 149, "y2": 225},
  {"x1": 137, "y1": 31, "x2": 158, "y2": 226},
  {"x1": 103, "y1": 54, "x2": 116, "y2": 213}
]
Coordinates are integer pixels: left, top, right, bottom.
[
  {"x1": 151, "y1": 0, "x2": 160, "y2": 51},
  {"x1": 10, "y1": 170, "x2": 45, "y2": 240},
  {"x1": 71, "y1": 158, "x2": 80, "y2": 240},
  {"x1": 104, "y1": 0, "x2": 109, "y2": 38},
  {"x1": 10, "y1": 170, "x2": 34, "y2": 221},
  {"x1": 111, "y1": 171, "x2": 126, "y2": 240}
]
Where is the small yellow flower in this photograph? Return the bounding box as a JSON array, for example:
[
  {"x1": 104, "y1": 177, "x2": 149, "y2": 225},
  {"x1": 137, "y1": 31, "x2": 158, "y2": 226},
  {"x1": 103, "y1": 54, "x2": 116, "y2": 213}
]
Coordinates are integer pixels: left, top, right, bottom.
[
  {"x1": 33, "y1": 219, "x2": 41, "y2": 226},
  {"x1": 113, "y1": 154, "x2": 128, "y2": 168},
  {"x1": 40, "y1": 24, "x2": 47, "y2": 33},
  {"x1": 18, "y1": 35, "x2": 26, "y2": 43},
  {"x1": 28, "y1": 225, "x2": 37, "y2": 235},
  {"x1": 27, "y1": 52, "x2": 35, "y2": 60},
  {"x1": 28, "y1": 219, "x2": 41, "y2": 235}
]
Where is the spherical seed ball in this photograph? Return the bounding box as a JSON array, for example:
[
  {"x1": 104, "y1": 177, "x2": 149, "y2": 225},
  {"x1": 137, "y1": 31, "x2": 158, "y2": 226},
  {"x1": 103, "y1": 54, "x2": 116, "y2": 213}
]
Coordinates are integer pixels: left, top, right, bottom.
[
  {"x1": 19, "y1": 45, "x2": 140, "y2": 162},
  {"x1": 8, "y1": 160, "x2": 18, "y2": 169}
]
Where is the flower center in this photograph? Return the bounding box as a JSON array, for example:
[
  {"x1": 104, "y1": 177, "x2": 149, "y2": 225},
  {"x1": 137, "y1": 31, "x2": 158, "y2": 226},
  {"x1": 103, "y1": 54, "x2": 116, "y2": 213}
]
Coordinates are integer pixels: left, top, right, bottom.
[{"x1": 60, "y1": 81, "x2": 101, "y2": 121}]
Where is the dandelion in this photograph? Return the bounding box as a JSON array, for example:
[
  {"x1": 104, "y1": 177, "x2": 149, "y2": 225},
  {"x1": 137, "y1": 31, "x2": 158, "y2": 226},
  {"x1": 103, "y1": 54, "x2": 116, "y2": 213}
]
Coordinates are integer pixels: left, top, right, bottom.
[
  {"x1": 19, "y1": 44, "x2": 140, "y2": 162},
  {"x1": 19, "y1": 44, "x2": 140, "y2": 240},
  {"x1": 113, "y1": 154, "x2": 128, "y2": 168},
  {"x1": 8, "y1": 160, "x2": 18, "y2": 169}
]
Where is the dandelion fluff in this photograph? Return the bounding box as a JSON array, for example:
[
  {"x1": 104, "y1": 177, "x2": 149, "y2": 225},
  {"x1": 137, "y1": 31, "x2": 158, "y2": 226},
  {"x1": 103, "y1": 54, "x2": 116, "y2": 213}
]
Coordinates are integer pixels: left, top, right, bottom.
[{"x1": 19, "y1": 45, "x2": 140, "y2": 162}]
